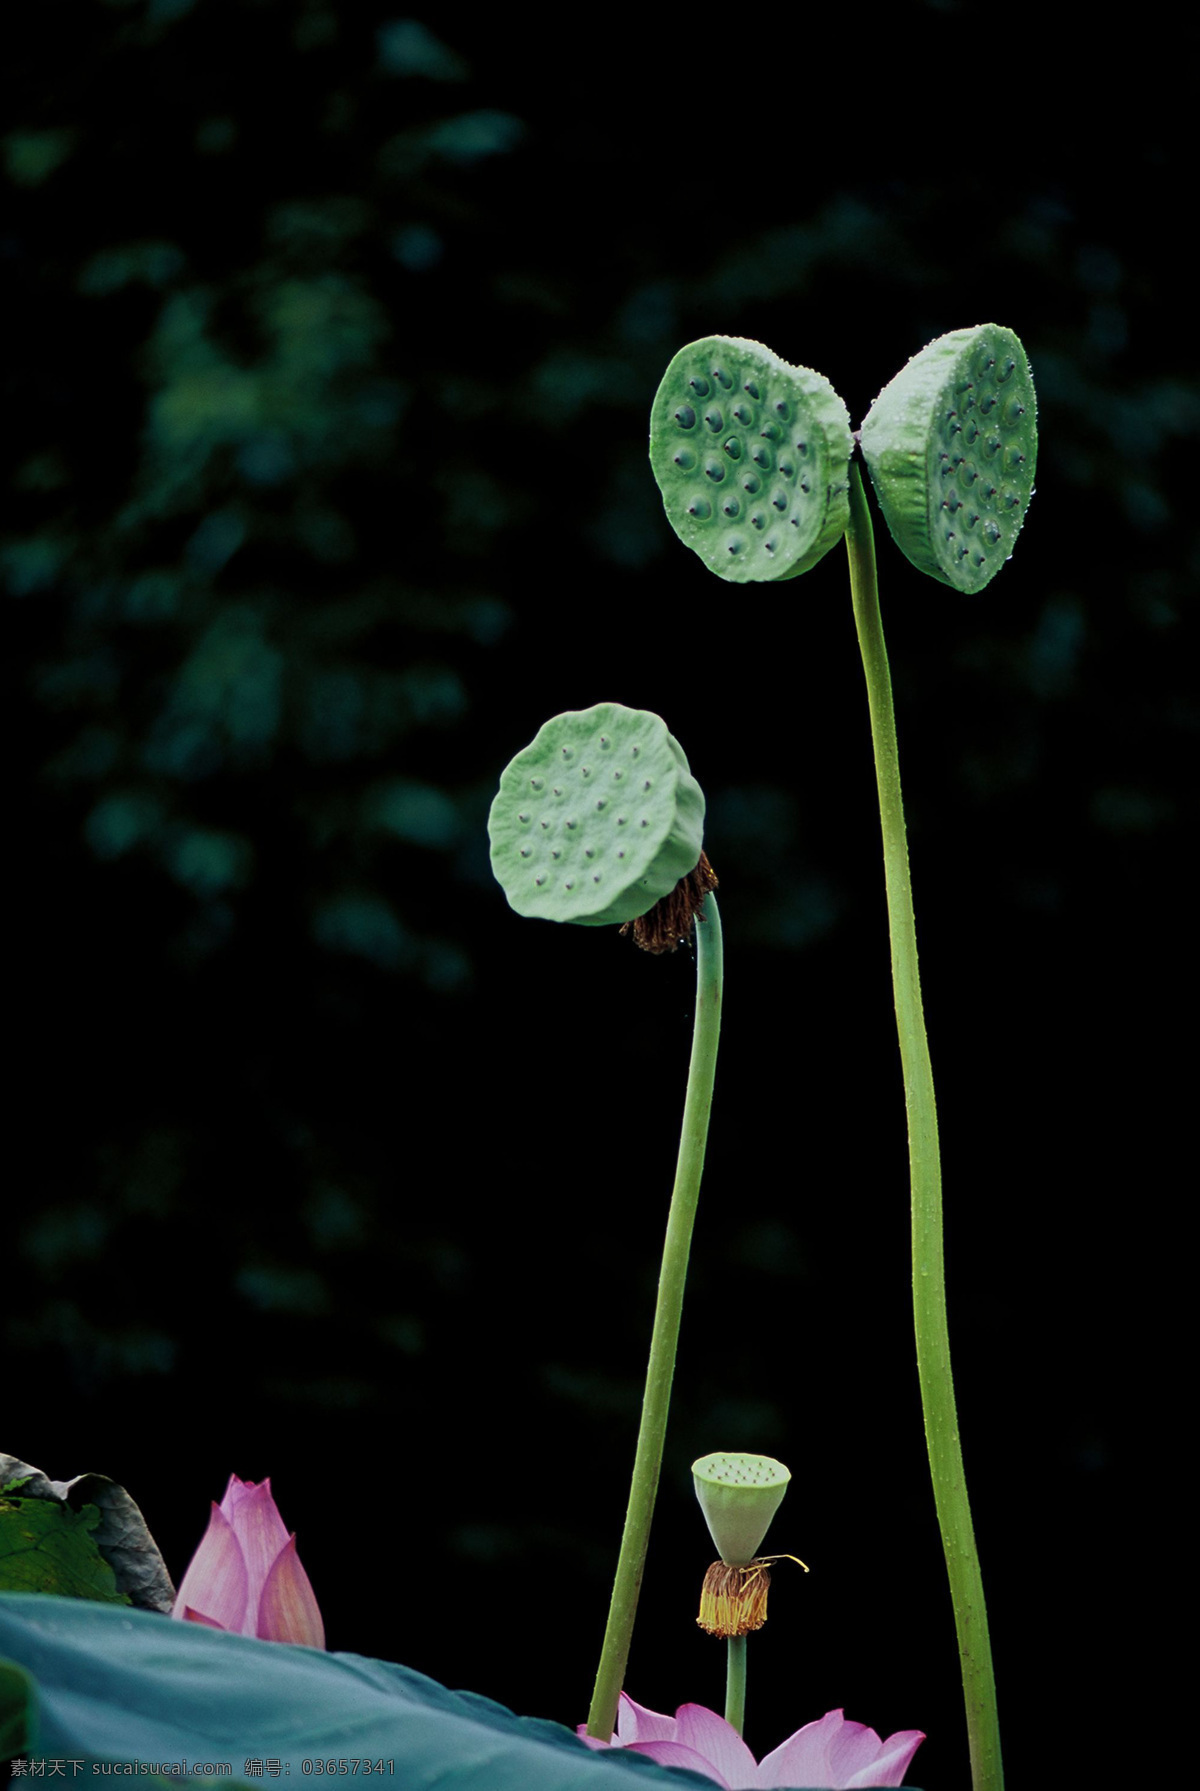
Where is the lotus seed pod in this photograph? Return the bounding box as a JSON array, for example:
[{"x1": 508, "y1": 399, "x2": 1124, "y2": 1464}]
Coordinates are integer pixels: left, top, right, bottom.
[
  {"x1": 692, "y1": 1452, "x2": 790, "y2": 1567},
  {"x1": 650, "y1": 336, "x2": 853, "y2": 583},
  {"x1": 860, "y1": 324, "x2": 1037, "y2": 594},
  {"x1": 488, "y1": 702, "x2": 705, "y2": 927}
]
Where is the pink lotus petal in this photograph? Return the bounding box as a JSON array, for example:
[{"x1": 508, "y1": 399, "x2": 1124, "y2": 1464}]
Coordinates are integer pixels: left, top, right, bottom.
[
  {"x1": 838, "y1": 1726, "x2": 925, "y2": 1790},
  {"x1": 218, "y1": 1475, "x2": 257, "y2": 1521},
  {"x1": 257, "y1": 1534, "x2": 326, "y2": 1648},
  {"x1": 179, "y1": 1607, "x2": 225, "y2": 1629},
  {"x1": 628, "y1": 1740, "x2": 734, "y2": 1788},
  {"x1": 674, "y1": 1704, "x2": 760, "y2": 1790},
  {"x1": 227, "y1": 1477, "x2": 291, "y2": 1622},
  {"x1": 617, "y1": 1693, "x2": 680, "y2": 1745},
  {"x1": 759, "y1": 1710, "x2": 926, "y2": 1790},
  {"x1": 171, "y1": 1502, "x2": 249, "y2": 1635}
]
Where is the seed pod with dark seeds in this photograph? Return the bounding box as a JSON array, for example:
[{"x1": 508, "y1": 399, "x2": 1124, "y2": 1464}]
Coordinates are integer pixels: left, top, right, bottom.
[
  {"x1": 860, "y1": 324, "x2": 1037, "y2": 594},
  {"x1": 650, "y1": 336, "x2": 853, "y2": 584}
]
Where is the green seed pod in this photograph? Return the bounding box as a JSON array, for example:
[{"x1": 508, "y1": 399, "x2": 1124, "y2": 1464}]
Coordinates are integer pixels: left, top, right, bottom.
[
  {"x1": 860, "y1": 324, "x2": 1037, "y2": 593},
  {"x1": 650, "y1": 336, "x2": 853, "y2": 583},
  {"x1": 692, "y1": 1451, "x2": 791, "y2": 1567},
  {"x1": 488, "y1": 702, "x2": 705, "y2": 927}
]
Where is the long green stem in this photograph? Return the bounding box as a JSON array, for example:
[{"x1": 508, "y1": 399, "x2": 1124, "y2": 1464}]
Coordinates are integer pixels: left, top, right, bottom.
[
  {"x1": 844, "y1": 461, "x2": 1003, "y2": 1791},
  {"x1": 586, "y1": 893, "x2": 724, "y2": 1740},
  {"x1": 724, "y1": 1635, "x2": 747, "y2": 1736}
]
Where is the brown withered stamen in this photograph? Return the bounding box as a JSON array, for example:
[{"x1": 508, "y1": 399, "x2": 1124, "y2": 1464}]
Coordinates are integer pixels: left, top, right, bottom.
[
  {"x1": 619, "y1": 850, "x2": 719, "y2": 955},
  {"x1": 696, "y1": 1558, "x2": 772, "y2": 1638}
]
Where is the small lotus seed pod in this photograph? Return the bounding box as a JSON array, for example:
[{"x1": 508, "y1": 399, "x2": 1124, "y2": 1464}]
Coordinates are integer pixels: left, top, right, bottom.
[
  {"x1": 692, "y1": 1451, "x2": 790, "y2": 1567},
  {"x1": 650, "y1": 336, "x2": 853, "y2": 583},
  {"x1": 860, "y1": 323, "x2": 1037, "y2": 593},
  {"x1": 488, "y1": 702, "x2": 705, "y2": 927}
]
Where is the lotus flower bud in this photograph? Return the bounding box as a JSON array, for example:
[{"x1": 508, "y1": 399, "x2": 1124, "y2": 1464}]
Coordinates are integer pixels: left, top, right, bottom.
[{"x1": 172, "y1": 1474, "x2": 324, "y2": 1649}]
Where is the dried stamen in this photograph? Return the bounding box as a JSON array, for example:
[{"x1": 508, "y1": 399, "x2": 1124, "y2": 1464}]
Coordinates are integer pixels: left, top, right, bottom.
[
  {"x1": 620, "y1": 850, "x2": 719, "y2": 955},
  {"x1": 696, "y1": 1554, "x2": 808, "y2": 1637}
]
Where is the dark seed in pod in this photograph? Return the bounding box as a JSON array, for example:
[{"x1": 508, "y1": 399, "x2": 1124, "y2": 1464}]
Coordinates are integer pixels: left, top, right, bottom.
[
  {"x1": 689, "y1": 375, "x2": 710, "y2": 397},
  {"x1": 675, "y1": 406, "x2": 695, "y2": 428}
]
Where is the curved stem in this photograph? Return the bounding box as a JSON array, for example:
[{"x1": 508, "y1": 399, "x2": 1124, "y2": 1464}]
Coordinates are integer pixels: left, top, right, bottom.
[
  {"x1": 844, "y1": 462, "x2": 1003, "y2": 1791},
  {"x1": 586, "y1": 894, "x2": 725, "y2": 1739},
  {"x1": 724, "y1": 1635, "x2": 747, "y2": 1736}
]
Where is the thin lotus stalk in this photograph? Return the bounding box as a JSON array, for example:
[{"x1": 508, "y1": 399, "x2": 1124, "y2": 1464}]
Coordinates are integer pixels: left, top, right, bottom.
[
  {"x1": 586, "y1": 894, "x2": 724, "y2": 1739},
  {"x1": 725, "y1": 1633, "x2": 747, "y2": 1736},
  {"x1": 843, "y1": 458, "x2": 1004, "y2": 1791}
]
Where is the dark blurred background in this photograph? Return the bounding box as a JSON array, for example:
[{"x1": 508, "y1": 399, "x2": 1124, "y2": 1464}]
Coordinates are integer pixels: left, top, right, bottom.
[{"x1": 6, "y1": 6, "x2": 1189, "y2": 1787}]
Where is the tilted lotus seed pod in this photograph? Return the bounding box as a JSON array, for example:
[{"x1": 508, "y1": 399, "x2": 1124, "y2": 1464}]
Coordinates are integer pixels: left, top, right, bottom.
[
  {"x1": 488, "y1": 702, "x2": 705, "y2": 928},
  {"x1": 650, "y1": 337, "x2": 853, "y2": 583},
  {"x1": 692, "y1": 1451, "x2": 790, "y2": 1566},
  {"x1": 860, "y1": 323, "x2": 1037, "y2": 594}
]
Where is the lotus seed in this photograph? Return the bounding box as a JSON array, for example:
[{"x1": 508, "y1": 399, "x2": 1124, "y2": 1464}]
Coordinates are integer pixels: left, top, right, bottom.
[
  {"x1": 631, "y1": 745, "x2": 640, "y2": 757},
  {"x1": 531, "y1": 777, "x2": 544, "y2": 790},
  {"x1": 518, "y1": 812, "x2": 529, "y2": 822},
  {"x1": 733, "y1": 404, "x2": 752, "y2": 425},
  {"x1": 722, "y1": 497, "x2": 740, "y2": 517},
  {"x1": 742, "y1": 473, "x2": 760, "y2": 493},
  {"x1": 760, "y1": 420, "x2": 780, "y2": 442},
  {"x1": 675, "y1": 406, "x2": 696, "y2": 428},
  {"x1": 704, "y1": 461, "x2": 726, "y2": 483},
  {"x1": 520, "y1": 847, "x2": 530, "y2": 857},
  {"x1": 566, "y1": 818, "x2": 576, "y2": 829},
  {"x1": 596, "y1": 798, "x2": 606, "y2": 810},
  {"x1": 704, "y1": 409, "x2": 724, "y2": 432},
  {"x1": 772, "y1": 492, "x2": 787, "y2": 511},
  {"x1": 723, "y1": 437, "x2": 742, "y2": 459},
  {"x1": 688, "y1": 497, "x2": 712, "y2": 518},
  {"x1": 617, "y1": 815, "x2": 626, "y2": 824},
  {"x1": 712, "y1": 364, "x2": 732, "y2": 388},
  {"x1": 743, "y1": 378, "x2": 759, "y2": 398},
  {"x1": 689, "y1": 375, "x2": 710, "y2": 397},
  {"x1": 674, "y1": 448, "x2": 696, "y2": 470}
]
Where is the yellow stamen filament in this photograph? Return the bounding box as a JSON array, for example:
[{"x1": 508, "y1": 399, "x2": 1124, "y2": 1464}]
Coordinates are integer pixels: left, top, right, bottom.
[{"x1": 695, "y1": 1555, "x2": 809, "y2": 1638}]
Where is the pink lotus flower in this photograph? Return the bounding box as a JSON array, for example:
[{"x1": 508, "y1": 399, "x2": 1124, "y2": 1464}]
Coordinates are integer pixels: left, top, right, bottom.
[
  {"x1": 172, "y1": 1474, "x2": 325, "y2": 1648},
  {"x1": 579, "y1": 1694, "x2": 924, "y2": 1789}
]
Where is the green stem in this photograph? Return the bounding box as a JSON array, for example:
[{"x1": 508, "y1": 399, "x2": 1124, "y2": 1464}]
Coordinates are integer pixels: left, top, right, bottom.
[
  {"x1": 586, "y1": 893, "x2": 725, "y2": 1740},
  {"x1": 724, "y1": 1634, "x2": 747, "y2": 1736},
  {"x1": 844, "y1": 461, "x2": 1003, "y2": 1791}
]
